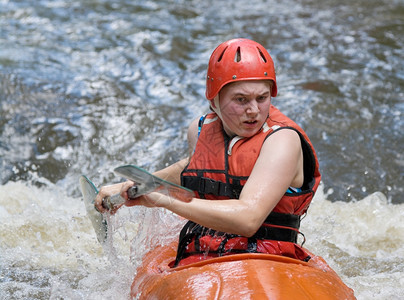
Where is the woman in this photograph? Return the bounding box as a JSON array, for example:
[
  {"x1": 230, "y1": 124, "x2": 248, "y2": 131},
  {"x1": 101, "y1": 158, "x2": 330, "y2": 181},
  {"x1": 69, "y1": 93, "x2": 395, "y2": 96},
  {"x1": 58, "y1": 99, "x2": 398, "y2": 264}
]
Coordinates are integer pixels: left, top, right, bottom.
[{"x1": 95, "y1": 38, "x2": 321, "y2": 267}]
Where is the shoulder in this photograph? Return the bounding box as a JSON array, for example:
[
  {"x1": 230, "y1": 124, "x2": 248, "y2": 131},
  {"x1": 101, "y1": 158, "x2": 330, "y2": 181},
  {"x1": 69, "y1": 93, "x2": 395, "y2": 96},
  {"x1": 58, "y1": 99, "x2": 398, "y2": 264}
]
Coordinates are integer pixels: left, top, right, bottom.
[
  {"x1": 259, "y1": 128, "x2": 304, "y2": 187},
  {"x1": 262, "y1": 128, "x2": 302, "y2": 156}
]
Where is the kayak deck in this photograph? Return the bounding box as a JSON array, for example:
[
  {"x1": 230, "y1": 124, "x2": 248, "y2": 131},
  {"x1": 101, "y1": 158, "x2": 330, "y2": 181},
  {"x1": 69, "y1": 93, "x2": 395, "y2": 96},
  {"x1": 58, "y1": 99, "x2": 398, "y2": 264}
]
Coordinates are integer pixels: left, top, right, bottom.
[{"x1": 131, "y1": 242, "x2": 355, "y2": 299}]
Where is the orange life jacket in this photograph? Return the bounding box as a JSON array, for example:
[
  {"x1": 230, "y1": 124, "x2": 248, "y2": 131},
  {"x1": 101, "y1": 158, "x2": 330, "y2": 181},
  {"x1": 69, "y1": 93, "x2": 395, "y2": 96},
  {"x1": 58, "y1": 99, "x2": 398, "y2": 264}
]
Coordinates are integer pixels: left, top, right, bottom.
[{"x1": 174, "y1": 105, "x2": 321, "y2": 267}]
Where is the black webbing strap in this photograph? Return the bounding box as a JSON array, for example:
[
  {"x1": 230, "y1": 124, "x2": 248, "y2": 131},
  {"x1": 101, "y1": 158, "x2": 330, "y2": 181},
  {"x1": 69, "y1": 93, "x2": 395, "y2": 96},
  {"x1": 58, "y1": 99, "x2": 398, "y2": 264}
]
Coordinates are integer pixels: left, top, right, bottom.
[
  {"x1": 256, "y1": 212, "x2": 301, "y2": 243},
  {"x1": 265, "y1": 211, "x2": 301, "y2": 229},
  {"x1": 182, "y1": 176, "x2": 243, "y2": 198}
]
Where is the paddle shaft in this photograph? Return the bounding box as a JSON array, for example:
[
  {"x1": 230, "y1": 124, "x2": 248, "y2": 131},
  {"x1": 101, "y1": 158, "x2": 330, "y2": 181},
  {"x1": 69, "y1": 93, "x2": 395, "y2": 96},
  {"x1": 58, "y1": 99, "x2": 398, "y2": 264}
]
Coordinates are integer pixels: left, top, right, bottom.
[{"x1": 102, "y1": 186, "x2": 138, "y2": 210}]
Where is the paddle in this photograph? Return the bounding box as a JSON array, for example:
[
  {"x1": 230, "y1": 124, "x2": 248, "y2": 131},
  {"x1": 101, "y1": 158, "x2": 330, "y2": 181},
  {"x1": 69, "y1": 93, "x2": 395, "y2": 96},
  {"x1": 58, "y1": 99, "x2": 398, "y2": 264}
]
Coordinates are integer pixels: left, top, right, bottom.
[{"x1": 79, "y1": 165, "x2": 194, "y2": 244}]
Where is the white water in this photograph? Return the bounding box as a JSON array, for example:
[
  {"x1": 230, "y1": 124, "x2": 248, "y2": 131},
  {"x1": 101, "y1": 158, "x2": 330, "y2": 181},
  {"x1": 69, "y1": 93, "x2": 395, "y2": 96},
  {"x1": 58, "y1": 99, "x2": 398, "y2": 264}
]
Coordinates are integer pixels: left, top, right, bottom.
[{"x1": 0, "y1": 180, "x2": 403, "y2": 299}]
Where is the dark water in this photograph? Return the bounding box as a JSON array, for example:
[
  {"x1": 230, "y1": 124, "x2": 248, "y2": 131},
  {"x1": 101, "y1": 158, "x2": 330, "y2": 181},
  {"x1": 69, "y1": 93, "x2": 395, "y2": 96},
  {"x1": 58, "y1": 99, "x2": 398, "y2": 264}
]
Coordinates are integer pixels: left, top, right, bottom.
[
  {"x1": 1, "y1": 0, "x2": 403, "y2": 299},
  {"x1": 1, "y1": 0, "x2": 403, "y2": 203}
]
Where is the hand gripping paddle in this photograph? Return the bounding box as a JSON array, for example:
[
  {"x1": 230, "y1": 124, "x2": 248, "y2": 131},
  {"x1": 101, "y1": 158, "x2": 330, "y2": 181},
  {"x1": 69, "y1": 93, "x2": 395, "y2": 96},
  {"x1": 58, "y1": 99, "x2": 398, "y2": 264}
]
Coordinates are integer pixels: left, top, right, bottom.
[{"x1": 79, "y1": 165, "x2": 194, "y2": 244}]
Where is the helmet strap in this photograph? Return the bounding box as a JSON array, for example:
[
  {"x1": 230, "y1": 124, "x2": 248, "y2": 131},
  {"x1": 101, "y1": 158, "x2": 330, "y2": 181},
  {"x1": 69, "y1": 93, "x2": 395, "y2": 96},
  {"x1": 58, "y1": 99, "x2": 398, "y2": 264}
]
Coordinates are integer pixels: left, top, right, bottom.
[
  {"x1": 212, "y1": 95, "x2": 235, "y2": 136},
  {"x1": 212, "y1": 96, "x2": 223, "y2": 120}
]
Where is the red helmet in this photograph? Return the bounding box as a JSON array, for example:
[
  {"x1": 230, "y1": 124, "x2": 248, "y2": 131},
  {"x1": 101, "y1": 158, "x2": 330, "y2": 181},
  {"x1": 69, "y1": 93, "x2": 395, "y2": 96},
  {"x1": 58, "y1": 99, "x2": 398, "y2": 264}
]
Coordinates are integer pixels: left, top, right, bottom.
[{"x1": 206, "y1": 38, "x2": 277, "y2": 100}]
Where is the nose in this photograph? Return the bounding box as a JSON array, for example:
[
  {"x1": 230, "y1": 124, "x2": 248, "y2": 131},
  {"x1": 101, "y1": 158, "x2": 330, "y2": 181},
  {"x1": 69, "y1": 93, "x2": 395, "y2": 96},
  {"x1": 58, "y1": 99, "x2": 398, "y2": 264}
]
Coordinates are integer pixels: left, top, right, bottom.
[{"x1": 246, "y1": 100, "x2": 259, "y2": 115}]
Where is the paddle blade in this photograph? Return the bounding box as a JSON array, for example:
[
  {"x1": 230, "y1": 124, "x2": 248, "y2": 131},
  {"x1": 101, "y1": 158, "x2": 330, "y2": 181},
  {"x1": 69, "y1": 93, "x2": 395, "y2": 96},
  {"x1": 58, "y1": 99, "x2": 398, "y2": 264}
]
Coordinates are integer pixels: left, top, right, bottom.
[
  {"x1": 114, "y1": 165, "x2": 194, "y2": 202},
  {"x1": 79, "y1": 175, "x2": 107, "y2": 244}
]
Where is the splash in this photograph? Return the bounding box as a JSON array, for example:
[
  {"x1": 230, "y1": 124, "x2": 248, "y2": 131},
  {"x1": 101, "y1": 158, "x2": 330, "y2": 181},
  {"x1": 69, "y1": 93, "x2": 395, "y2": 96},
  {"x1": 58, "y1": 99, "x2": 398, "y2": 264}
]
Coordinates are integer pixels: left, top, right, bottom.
[
  {"x1": 300, "y1": 185, "x2": 404, "y2": 300},
  {"x1": 0, "y1": 181, "x2": 132, "y2": 299}
]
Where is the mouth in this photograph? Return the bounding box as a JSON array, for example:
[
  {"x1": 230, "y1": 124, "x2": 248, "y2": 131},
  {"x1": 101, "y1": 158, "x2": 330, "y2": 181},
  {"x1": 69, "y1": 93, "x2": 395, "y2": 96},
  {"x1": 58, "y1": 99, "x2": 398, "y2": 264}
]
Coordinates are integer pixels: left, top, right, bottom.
[{"x1": 243, "y1": 120, "x2": 258, "y2": 127}]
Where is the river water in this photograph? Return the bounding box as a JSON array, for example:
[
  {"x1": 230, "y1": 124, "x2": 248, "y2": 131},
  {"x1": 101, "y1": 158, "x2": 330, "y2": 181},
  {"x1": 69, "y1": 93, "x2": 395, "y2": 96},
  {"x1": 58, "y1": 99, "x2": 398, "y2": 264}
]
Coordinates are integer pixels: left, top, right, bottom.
[{"x1": 0, "y1": 0, "x2": 403, "y2": 299}]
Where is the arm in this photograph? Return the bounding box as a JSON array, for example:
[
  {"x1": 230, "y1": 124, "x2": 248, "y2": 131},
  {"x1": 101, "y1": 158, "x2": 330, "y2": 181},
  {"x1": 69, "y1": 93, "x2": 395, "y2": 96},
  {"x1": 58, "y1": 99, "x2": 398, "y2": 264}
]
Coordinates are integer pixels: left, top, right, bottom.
[{"x1": 135, "y1": 128, "x2": 304, "y2": 237}]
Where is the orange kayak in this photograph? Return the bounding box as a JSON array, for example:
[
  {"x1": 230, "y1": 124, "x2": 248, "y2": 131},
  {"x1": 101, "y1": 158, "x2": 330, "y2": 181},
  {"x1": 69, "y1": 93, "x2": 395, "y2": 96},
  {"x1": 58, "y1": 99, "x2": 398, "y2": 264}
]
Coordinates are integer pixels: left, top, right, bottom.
[{"x1": 131, "y1": 242, "x2": 356, "y2": 299}]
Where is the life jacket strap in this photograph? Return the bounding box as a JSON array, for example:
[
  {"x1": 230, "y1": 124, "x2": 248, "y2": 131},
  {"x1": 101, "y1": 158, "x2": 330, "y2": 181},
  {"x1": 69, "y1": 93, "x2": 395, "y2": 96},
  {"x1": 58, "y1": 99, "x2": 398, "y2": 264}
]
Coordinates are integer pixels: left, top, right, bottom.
[{"x1": 182, "y1": 176, "x2": 243, "y2": 198}]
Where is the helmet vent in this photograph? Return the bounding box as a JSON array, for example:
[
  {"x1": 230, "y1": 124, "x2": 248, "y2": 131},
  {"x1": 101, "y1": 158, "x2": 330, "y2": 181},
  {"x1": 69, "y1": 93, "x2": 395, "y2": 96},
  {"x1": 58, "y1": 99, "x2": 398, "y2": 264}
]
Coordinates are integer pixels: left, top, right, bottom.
[
  {"x1": 217, "y1": 46, "x2": 228, "y2": 62},
  {"x1": 234, "y1": 47, "x2": 241, "y2": 62},
  {"x1": 257, "y1": 47, "x2": 267, "y2": 63}
]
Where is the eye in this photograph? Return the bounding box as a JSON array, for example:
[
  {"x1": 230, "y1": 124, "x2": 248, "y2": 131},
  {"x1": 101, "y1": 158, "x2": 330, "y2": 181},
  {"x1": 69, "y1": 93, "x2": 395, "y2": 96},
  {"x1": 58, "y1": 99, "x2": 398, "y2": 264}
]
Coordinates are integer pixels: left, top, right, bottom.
[
  {"x1": 235, "y1": 96, "x2": 247, "y2": 104},
  {"x1": 257, "y1": 94, "x2": 269, "y2": 102}
]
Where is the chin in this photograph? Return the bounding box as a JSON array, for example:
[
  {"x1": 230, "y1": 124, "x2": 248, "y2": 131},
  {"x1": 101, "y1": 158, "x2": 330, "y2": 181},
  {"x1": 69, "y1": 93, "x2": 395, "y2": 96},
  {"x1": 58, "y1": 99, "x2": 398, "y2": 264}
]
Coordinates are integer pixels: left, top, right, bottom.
[{"x1": 239, "y1": 130, "x2": 258, "y2": 138}]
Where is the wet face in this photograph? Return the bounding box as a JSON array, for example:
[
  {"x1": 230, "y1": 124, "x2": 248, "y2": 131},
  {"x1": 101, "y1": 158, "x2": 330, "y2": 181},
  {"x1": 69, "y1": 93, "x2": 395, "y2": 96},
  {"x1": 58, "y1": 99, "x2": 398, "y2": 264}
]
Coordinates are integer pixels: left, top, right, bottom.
[{"x1": 216, "y1": 81, "x2": 272, "y2": 138}]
